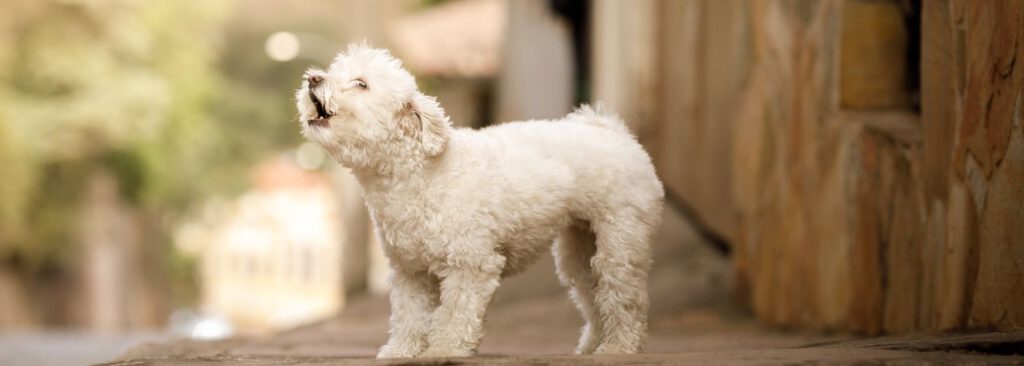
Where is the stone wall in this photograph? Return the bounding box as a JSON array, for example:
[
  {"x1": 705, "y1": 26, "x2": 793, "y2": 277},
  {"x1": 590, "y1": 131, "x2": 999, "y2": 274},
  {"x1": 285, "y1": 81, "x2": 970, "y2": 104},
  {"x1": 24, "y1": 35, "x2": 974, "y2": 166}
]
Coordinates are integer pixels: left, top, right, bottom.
[{"x1": 593, "y1": 0, "x2": 1024, "y2": 333}]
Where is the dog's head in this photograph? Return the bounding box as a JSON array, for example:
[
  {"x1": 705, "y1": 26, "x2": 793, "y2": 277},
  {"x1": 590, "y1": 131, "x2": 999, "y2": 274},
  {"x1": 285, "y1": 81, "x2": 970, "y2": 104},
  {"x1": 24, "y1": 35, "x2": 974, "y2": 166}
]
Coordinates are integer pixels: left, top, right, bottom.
[{"x1": 296, "y1": 44, "x2": 450, "y2": 169}]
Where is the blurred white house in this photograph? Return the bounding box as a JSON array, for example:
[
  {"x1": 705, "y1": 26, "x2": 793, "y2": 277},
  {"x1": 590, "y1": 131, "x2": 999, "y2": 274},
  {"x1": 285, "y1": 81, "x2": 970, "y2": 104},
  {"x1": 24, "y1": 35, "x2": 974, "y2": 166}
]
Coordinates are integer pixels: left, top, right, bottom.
[{"x1": 176, "y1": 157, "x2": 343, "y2": 334}]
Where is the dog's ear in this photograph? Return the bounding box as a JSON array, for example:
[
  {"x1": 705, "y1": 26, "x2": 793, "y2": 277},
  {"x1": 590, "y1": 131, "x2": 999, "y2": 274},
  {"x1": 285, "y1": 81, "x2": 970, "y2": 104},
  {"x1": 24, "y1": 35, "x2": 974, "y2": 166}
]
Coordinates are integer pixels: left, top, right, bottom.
[{"x1": 398, "y1": 93, "x2": 451, "y2": 157}]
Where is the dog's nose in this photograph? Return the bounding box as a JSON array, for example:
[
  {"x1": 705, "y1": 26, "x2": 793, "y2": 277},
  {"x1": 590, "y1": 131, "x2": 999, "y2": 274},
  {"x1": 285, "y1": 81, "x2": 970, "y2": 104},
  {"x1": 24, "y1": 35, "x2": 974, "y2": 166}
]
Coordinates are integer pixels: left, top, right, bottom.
[{"x1": 307, "y1": 75, "x2": 323, "y2": 87}]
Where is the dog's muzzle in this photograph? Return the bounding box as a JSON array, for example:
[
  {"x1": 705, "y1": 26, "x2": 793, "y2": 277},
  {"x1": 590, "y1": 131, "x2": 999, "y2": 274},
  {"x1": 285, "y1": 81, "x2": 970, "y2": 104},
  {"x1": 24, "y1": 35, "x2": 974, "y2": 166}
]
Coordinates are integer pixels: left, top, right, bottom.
[{"x1": 308, "y1": 89, "x2": 332, "y2": 127}]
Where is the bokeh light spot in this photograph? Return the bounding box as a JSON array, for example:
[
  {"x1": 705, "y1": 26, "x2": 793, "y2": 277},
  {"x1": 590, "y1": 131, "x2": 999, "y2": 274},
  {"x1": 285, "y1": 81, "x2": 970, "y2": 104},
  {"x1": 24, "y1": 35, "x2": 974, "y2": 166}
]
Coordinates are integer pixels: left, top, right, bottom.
[{"x1": 265, "y1": 31, "x2": 300, "y2": 61}]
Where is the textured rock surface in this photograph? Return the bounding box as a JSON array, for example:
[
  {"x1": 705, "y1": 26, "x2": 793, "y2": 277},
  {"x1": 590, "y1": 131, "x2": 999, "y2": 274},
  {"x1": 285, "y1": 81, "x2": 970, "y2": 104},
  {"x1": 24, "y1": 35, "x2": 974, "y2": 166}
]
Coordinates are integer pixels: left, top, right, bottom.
[
  {"x1": 730, "y1": 0, "x2": 1023, "y2": 333},
  {"x1": 601, "y1": 0, "x2": 1023, "y2": 333}
]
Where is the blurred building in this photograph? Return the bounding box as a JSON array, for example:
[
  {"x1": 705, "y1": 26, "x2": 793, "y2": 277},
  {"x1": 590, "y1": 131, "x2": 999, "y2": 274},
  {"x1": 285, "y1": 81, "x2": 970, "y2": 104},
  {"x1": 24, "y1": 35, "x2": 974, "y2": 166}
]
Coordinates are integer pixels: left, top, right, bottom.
[
  {"x1": 389, "y1": 0, "x2": 504, "y2": 128},
  {"x1": 591, "y1": 0, "x2": 1024, "y2": 333},
  {"x1": 388, "y1": 0, "x2": 576, "y2": 128},
  {"x1": 177, "y1": 158, "x2": 343, "y2": 333}
]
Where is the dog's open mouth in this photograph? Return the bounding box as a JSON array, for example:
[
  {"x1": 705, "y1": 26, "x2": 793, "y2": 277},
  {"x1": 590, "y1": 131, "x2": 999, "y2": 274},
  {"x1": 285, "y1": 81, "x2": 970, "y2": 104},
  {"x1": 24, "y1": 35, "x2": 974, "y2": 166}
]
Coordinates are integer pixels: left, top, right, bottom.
[{"x1": 308, "y1": 90, "x2": 332, "y2": 127}]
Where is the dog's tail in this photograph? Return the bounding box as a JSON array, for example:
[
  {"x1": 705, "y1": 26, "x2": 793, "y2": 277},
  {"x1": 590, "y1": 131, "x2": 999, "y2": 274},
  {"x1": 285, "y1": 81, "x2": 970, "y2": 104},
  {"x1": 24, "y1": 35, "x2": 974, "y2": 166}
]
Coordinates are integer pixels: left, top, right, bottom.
[{"x1": 567, "y1": 102, "x2": 631, "y2": 135}]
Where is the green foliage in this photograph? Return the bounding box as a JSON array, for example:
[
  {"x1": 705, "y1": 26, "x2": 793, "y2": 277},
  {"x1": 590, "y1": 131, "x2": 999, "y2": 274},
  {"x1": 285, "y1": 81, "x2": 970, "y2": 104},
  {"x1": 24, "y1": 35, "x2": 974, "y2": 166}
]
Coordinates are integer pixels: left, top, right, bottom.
[
  {"x1": 420, "y1": 0, "x2": 455, "y2": 8},
  {"x1": 102, "y1": 148, "x2": 148, "y2": 204},
  {"x1": 0, "y1": 117, "x2": 34, "y2": 251},
  {"x1": 0, "y1": 0, "x2": 300, "y2": 281}
]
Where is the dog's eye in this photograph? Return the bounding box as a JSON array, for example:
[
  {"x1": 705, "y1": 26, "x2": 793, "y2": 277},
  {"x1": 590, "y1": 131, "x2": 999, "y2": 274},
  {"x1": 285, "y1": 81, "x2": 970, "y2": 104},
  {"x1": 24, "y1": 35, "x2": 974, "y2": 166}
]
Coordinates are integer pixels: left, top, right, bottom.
[{"x1": 355, "y1": 79, "x2": 368, "y2": 89}]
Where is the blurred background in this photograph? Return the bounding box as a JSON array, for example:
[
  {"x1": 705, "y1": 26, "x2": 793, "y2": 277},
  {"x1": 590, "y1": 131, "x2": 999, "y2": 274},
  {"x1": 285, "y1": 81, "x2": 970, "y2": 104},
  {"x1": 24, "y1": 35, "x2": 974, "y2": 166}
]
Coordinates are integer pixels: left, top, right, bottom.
[{"x1": 1, "y1": 0, "x2": 1022, "y2": 365}]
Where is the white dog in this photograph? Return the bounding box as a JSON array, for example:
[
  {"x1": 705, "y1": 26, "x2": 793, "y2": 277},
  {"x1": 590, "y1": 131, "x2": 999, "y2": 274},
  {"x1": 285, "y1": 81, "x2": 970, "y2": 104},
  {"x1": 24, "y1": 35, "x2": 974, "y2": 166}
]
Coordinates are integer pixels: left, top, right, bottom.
[{"x1": 296, "y1": 44, "x2": 664, "y2": 358}]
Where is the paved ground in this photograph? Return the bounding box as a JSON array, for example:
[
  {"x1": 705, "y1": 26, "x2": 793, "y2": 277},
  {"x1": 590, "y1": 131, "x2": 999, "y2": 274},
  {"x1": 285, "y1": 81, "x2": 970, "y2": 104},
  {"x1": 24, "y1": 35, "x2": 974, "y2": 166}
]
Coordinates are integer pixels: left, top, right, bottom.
[
  {"x1": 101, "y1": 209, "x2": 1024, "y2": 365},
  {"x1": 0, "y1": 331, "x2": 169, "y2": 366},
  {"x1": 101, "y1": 294, "x2": 1024, "y2": 365}
]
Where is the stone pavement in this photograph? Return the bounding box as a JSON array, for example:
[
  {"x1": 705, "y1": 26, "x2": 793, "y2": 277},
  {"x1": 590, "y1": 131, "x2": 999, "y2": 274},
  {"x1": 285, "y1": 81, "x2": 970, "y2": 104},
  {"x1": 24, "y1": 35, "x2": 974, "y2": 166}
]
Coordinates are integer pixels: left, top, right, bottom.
[
  {"x1": 100, "y1": 294, "x2": 1024, "y2": 365},
  {"x1": 101, "y1": 210, "x2": 1024, "y2": 365},
  {"x1": 0, "y1": 331, "x2": 168, "y2": 366}
]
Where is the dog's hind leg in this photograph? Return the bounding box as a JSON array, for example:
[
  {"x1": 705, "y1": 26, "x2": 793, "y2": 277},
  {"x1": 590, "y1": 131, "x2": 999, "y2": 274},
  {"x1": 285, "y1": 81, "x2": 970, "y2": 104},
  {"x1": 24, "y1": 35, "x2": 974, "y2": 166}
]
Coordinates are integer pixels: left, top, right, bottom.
[
  {"x1": 589, "y1": 209, "x2": 657, "y2": 354},
  {"x1": 552, "y1": 222, "x2": 602, "y2": 354}
]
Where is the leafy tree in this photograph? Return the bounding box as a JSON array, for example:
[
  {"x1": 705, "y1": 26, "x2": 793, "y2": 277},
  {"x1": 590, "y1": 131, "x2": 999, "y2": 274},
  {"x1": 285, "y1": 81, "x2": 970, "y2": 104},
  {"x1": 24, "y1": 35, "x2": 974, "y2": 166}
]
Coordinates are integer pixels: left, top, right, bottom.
[{"x1": 0, "y1": 0, "x2": 302, "y2": 309}]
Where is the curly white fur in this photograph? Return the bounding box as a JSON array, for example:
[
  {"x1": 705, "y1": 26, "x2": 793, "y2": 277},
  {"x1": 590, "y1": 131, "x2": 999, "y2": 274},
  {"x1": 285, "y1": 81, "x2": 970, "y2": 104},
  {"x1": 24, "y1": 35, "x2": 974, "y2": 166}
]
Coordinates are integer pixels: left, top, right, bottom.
[{"x1": 296, "y1": 44, "x2": 664, "y2": 358}]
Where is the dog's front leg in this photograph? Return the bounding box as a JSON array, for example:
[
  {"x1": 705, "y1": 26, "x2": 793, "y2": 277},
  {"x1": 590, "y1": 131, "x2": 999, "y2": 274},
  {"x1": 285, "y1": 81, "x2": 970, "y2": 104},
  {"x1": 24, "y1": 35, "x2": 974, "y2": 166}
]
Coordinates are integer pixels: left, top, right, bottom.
[
  {"x1": 419, "y1": 261, "x2": 503, "y2": 358},
  {"x1": 377, "y1": 270, "x2": 439, "y2": 359}
]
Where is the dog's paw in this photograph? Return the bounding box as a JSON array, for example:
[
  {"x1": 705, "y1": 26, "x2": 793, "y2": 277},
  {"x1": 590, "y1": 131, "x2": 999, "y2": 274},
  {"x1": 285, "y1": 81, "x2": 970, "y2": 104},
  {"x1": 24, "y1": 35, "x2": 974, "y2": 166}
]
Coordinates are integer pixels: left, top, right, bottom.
[
  {"x1": 575, "y1": 323, "x2": 602, "y2": 354},
  {"x1": 376, "y1": 344, "x2": 422, "y2": 359},
  {"x1": 418, "y1": 347, "x2": 474, "y2": 358}
]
